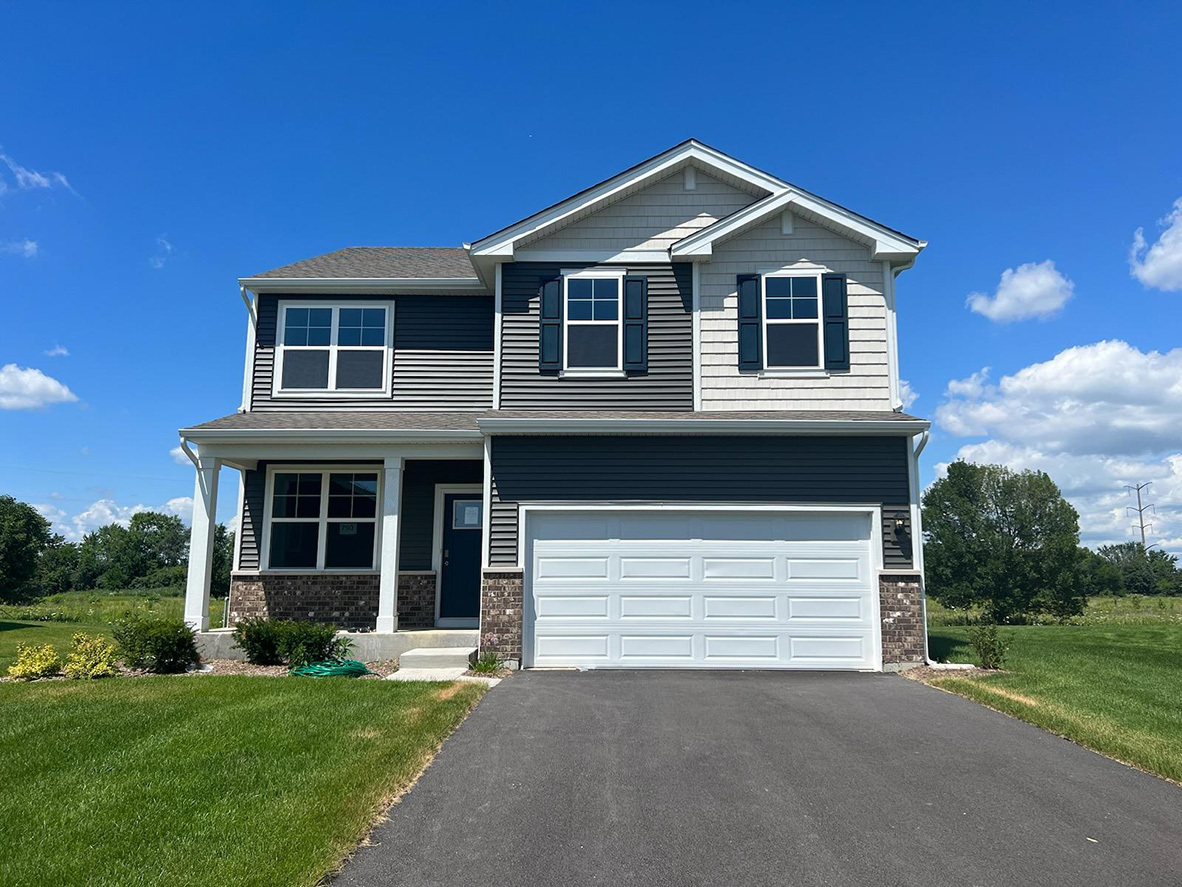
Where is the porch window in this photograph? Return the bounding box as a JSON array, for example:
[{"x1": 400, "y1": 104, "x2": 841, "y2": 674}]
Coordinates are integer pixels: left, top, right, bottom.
[
  {"x1": 267, "y1": 469, "x2": 380, "y2": 570},
  {"x1": 275, "y1": 302, "x2": 393, "y2": 395}
]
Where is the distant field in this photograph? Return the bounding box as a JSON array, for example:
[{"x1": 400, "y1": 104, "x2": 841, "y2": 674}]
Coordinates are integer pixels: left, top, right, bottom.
[
  {"x1": 926, "y1": 595, "x2": 1182, "y2": 783},
  {"x1": 0, "y1": 590, "x2": 225, "y2": 671},
  {"x1": 925, "y1": 593, "x2": 1182, "y2": 626}
]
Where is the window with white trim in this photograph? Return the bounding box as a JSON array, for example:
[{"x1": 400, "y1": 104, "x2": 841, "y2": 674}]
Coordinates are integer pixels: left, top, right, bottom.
[
  {"x1": 763, "y1": 272, "x2": 822, "y2": 368},
  {"x1": 276, "y1": 303, "x2": 393, "y2": 394},
  {"x1": 564, "y1": 270, "x2": 622, "y2": 371},
  {"x1": 267, "y1": 469, "x2": 380, "y2": 570}
]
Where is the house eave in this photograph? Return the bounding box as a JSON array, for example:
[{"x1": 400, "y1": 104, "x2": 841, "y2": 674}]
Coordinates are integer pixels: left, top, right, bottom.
[
  {"x1": 476, "y1": 417, "x2": 931, "y2": 436},
  {"x1": 178, "y1": 428, "x2": 486, "y2": 445},
  {"x1": 239, "y1": 277, "x2": 489, "y2": 295}
]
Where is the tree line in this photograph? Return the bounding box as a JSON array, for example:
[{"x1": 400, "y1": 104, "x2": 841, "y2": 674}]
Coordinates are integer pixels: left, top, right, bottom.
[
  {"x1": 0, "y1": 495, "x2": 233, "y2": 604},
  {"x1": 923, "y1": 462, "x2": 1181, "y2": 623}
]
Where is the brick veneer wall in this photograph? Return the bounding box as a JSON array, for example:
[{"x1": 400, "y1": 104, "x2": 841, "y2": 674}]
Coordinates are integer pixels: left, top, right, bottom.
[
  {"x1": 879, "y1": 572, "x2": 926, "y2": 667},
  {"x1": 479, "y1": 570, "x2": 524, "y2": 666},
  {"x1": 229, "y1": 573, "x2": 380, "y2": 630},
  {"x1": 397, "y1": 572, "x2": 437, "y2": 629}
]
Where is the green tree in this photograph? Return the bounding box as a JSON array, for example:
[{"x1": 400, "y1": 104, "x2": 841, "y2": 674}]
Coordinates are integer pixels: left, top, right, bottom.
[
  {"x1": 35, "y1": 534, "x2": 80, "y2": 595},
  {"x1": 1077, "y1": 546, "x2": 1123, "y2": 598},
  {"x1": 0, "y1": 495, "x2": 54, "y2": 603},
  {"x1": 922, "y1": 461, "x2": 1084, "y2": 622},
  {"x1": 211, "y1": 525, "x2": 234, "y2": 597},
  {"x1": 1098, "y1": 542, "x2": 1181, "y2": 596}
]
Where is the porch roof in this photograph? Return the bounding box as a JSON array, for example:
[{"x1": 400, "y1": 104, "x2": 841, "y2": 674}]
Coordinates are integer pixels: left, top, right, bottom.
[{"x1": 180, "y1": 409, "x2": 928, "y2": 442}]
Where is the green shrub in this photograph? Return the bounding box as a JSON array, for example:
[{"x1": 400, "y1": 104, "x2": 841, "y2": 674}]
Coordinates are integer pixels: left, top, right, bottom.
[
  {"x1": 114, "y1": 615, "x2": 200, "y2": 673},
  {"x1": 969, "y1": 622, "x2": 1010, "y2": 669},
  {"x1": 278, "y1": 622, "x2": 351, "y2": 667},
  {"x1": 7, "y1": 643, "x2": 62, "y2": 680},
  {"x1": 470, "y1": 650, "x2": 503, "y2": 674},
  {"x1": 232, "y1": 618, "x2": 350, "y2": 666},
  {"x1": 232, "y1": 618, "x2": 286, "y2": 665},
  {"x1": 128, "y1": 566, "x2": 188, "y2": 590},
  {"x1": 63, "y1": 633, "x2": 119, "y2": 679}
]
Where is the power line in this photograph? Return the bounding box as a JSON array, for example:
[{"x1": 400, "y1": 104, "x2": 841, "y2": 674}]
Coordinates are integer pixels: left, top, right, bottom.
[
  {"x1": 0, "y1": 464, "x2": 186, "y2": 483},
  {"x1": 1126, "y1": 482, "x2": 1155, "y2": 546}
]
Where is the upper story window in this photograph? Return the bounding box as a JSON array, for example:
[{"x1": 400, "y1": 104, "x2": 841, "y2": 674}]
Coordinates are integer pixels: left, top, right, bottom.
[
  {"x1": 763, "y1": 273, "x2": 822, "y2": 369},
  {"x1": 275, "y1": 302, "x2": 393, "y2": 396},
  {"x1": 564, "y1": 270, "x2": 623, "y2": 372}
]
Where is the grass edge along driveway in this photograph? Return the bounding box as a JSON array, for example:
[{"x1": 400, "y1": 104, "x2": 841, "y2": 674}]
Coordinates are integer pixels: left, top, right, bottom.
[
  {"x1": 0, "y1": 676, "x2": 485, "y2": 887},
  {"x1": 926, "y1": 624, "x2": 1182, "y2": 784}
]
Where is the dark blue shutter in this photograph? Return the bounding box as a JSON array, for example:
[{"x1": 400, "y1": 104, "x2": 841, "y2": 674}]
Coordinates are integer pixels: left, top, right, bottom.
[
  {"x1": 623, "y1": 275, "x2": 648, "y2": 372},
  {"x1": 737, "y1": 274, "x2": 762, "y2": 371},
  {"x1": 822, "y1": 273, "x2": 850, "y2": 371},
  {"x1": 538, "y1": 277, "x2": 562, "y2": 371}
]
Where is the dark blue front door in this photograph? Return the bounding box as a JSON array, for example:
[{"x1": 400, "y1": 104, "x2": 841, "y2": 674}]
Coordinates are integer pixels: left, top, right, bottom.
[{"x1": 439, "y1": 493, "x2": 481, "y2": 621}]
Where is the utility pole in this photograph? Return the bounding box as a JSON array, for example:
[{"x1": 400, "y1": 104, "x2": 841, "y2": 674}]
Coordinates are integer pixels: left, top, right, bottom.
[{"x1": 1126, "y1": 482, "x2": 1155, "y2": 546}]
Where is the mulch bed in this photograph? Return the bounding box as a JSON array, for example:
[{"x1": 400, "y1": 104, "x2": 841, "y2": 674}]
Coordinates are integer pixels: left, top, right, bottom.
[{"x1": 902, "y1": 665, "x2": 999, "y2": 682}]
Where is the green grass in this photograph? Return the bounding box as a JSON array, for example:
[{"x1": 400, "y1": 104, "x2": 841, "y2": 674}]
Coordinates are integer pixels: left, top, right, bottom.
[
  {"x1": 0, "y1": 677, "x2": 485, "y2": 887},
  {"x1": 0, "y1": 591, "x2": 226, "y2": 670},
  {"x1": 927, "y1": 616, "x2": 1182, "y2": 783}
]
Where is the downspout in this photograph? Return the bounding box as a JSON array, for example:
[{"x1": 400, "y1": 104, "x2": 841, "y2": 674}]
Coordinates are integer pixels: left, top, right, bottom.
[
  {"x1": 239, "y1": 286, "x2": 257, "y2": 413},
  {"x1": 911, "y1": 430, "x2": 952, "y2": 668}
]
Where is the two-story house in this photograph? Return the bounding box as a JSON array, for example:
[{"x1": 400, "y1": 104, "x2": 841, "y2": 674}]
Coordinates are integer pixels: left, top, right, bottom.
[{"x1": 179, "y1": 140, "x2": 930, "y2": 671}]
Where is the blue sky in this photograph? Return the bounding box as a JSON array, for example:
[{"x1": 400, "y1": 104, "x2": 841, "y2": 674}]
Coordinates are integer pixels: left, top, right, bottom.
[{"x1": 2, "y1": 2, "x2": 1181, "y2": 552}]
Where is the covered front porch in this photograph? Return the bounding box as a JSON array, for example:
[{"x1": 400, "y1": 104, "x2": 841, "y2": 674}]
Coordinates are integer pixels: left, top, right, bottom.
[{"x1": 177, "y1": 418, "x2": 488, "y2": 639}]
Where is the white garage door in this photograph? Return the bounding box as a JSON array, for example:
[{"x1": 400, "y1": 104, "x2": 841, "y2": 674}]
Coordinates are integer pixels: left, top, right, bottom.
[{"x1": 524, "y1": 509, "x2": 880, "y2": 670}]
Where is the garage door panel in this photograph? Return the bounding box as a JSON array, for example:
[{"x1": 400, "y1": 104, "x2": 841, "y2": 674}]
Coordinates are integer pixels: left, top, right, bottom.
[
  {"x1": 703, "y1": 596, "x2": 778, "y2": 619},
  {"x1": 526, "y1": 510, "x2": 879, "y2": 670}
]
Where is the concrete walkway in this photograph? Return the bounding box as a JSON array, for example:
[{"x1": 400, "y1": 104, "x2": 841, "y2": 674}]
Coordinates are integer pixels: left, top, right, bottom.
[{"x1": 334, "y1": 671, "x2": 1182, "y2": 887}]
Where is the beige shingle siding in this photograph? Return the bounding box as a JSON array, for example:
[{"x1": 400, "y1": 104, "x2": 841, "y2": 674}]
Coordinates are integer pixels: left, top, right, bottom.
[
  {"x1": 525, "y1": 171, "x2": 758, "y2": 253},
  {"x1": 699, "y1": 214, "x2": 892, "y2": 411}
]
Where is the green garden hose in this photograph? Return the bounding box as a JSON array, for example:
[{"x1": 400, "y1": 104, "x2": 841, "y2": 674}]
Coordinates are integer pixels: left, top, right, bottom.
[{"x1": 289, "y1": 658, "x2": 373, "y2": 678}]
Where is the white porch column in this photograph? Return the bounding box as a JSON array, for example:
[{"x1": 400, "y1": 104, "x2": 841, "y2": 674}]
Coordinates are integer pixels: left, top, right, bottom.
[
  {"x1": 376, "y1": 457, "x2": 404, "y2": 633},
  {"x1": 184, "y1": 456, "x2": 221, "y2": 632}
]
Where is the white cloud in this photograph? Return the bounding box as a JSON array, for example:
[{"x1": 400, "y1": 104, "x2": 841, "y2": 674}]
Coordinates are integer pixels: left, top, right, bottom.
[
  {"x1": 0, "y1": 151, "x2": 72, "y2": 193},
  {"x1": 46, "y1": 495, "x2": 196, "y2": 542},
  {"x1": 936, "y1": 340, "x2": 1182, "y2": 554},
  {"x1": 44, "y1": 344, "x2": 69, "y2": 357},
  {"x1": 0, "y1": 364, "x2": 78, "y2": 410},
  {"x1": 169, "y1": 445, "x2": 189, "y2": 465},
  {"x1": 149, "y1": 235, "x2": 174, "y2": 269},
  {"x1": 1130, "y1": 197, "x2": 1182, "y2": 291},
  {"x1": 966, "y1": 260, "x2": 1074, "y2": 322},
  {"x1": 898, "y1": 379, "x2": 918, "y2": 409},
  {"x1": 1, "y1": 239, "x2": 37, "y2": 258}
]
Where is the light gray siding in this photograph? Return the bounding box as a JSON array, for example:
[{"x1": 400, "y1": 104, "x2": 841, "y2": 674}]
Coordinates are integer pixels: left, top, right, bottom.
[
  {"x1": 700, "y1": 213, "x2": 893, "y2": 410},
  {"x1": 251, "y1": 294, "x2": 493, "y2": 410},
  {"x1": 489, "y1": 435, "x2": 914, "y2": 569},
  {"x1": 523, "y1": 169, "x2": 759, "y2": 252},
  {"x1": 500, "y1": 263, "x2": 694, "y2": 410}
]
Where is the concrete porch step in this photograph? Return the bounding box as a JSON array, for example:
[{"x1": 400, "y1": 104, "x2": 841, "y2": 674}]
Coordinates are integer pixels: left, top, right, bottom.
[{"x1": 398, "y1": 646, "x2": 476, "y2": 669}]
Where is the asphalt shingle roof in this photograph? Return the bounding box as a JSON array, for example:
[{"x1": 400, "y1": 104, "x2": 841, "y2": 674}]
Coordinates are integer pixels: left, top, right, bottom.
[
  {"x1": 182, "y1": 410, "x2": 926, "y2": 434},
  {"x1": 250, "y1": 247, "x2": 476, "y2": 280}
]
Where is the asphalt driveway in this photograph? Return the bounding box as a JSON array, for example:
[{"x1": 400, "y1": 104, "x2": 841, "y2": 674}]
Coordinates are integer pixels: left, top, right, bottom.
[{"x1": 334, "y1": 672, "x2": 1182, "y2": 887}]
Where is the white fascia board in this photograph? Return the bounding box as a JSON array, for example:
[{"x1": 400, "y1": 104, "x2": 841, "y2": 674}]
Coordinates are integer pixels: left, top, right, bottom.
[
  {"x1": 239, "y1": 277, "x2": 489, "y2": 295},
  {"x1": 513, "y1": 248, "x2": 671, "y2": 264},
  {"x1": 671, "y1": 189, "x2": 923, "y2": 262},
  {"x1": 476, "y1": 418, "x2": 930, "y2": 436},
  {"x1": 178, "y1": 428, "x2": 485, "y2": 446},
  {"x1": 469, "y1": 141, "x2": 783, "y2": 258}
]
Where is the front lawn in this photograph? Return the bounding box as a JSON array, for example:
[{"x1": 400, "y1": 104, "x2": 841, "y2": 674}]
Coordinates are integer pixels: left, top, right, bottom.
[
  {"x1": 927, "y1": 621, "x2": 1182, "y2": 783},
  {"x1": 0, "y1": 677, "x2": 484, "y2": 887}
]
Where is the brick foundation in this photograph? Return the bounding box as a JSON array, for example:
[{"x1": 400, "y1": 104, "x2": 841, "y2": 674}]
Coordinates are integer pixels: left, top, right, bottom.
[
  {"x1": 397, "y1": 572, "x2": 437, "y2": 629},
  {"x1": 228, "y1": 573, "x2": 380, "y2": 631},
  {"x1": 879, "y1": 572, "x2": 926, "y2": 667},
  {"x1": 479, "y1": 569, "x2": 524, "y2": 665}
]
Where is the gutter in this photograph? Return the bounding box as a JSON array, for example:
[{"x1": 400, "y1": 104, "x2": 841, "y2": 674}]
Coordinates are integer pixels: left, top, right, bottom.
[
  {"x1": 177, "y1": 428, "x2": 485, "y2": 446},
  {"x1": 477, "y1": 417, "x2": 931, "y2": 436},
  {"x1": 238, "y1": 277, "x2": 489, "y2": 295}
]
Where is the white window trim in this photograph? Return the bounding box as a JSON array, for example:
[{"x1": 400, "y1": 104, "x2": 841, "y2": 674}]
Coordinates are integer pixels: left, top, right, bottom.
[
  {"x1": 261, "y1": 464, "x2": 383, "y2": 572},
  {"x1": 272, "y1": 301, "x2": 395, "y2": 398},
  {"x1": 561, "y1": 268, "x2": 626, "y2": 375},
  {"x1": 761, "y1": 270, "x2": 825, "y2": 371}
]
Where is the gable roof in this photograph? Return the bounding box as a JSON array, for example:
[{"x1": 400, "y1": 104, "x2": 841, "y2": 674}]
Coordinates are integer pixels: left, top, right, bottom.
[
  {"x1": 467, "y1": 139, "x2": 924, "y2": 267},
  {"x1": 250, "y1": 247, "x2": 476, "y2": 279}
]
